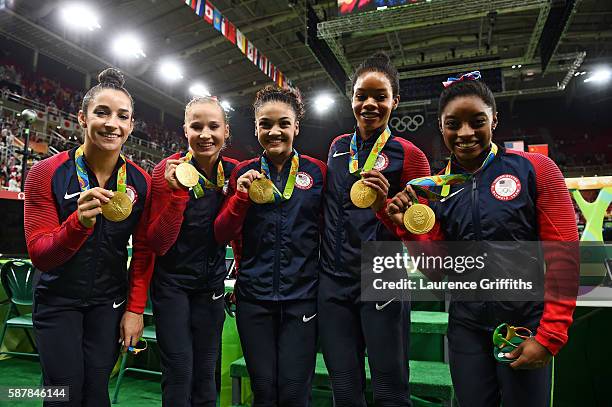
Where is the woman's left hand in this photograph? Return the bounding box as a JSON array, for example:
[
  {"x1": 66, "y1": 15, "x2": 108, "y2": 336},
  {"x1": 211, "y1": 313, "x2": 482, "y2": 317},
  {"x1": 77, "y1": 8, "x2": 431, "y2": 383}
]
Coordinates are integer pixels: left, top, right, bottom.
[
  {"x1": 120, "y1": 311, "x2": 144, "y2": 352},
  {"x1": 361, "y1": 170, "x2": 390, "y2": 212},
  {"x1": 506, "y1": 337, "x2": 553, "y2": 369}
]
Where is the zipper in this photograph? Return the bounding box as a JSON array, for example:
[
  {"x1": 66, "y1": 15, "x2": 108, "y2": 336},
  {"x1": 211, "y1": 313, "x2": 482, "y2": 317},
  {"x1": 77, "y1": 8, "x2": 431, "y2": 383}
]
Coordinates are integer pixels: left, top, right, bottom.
[
  {"x1": 471, "y1": 176, "x2": 482, "y2": 240},
  {"x1": 273, "y1": 172, "x2": 282, "y2": 300}
]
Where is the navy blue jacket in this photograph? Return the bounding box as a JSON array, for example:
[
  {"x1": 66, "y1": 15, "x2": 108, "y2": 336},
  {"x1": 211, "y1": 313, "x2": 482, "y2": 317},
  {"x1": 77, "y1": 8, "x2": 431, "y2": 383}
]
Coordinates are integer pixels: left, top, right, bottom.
[
  {"x1": 148, "y1": 154, "x2": 238, "y2": 291},
  {"x1": 321, "y1": 129, "x2": 432, "y2": 286},
  {"x1": 380, "y1": 147, "x2": 579, "y2": 355},
  {"x1": 215, "y1": 153, "x2": 326, "y2": 301},
  {"x1": 24, "y1": 147, "x2": 153, "y2": 313}
]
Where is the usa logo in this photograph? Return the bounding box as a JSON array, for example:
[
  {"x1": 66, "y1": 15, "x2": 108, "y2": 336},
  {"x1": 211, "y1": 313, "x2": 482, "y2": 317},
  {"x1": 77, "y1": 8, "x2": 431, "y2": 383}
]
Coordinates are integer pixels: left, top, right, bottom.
[
  {"x1": 295, "y1": 172, "x2": 314, "y2": 190},
  {"x1": 490, "y1": 174, "x2": 521, "y2": 201},
  {"x1": 126, "y1": 185, "x2": 139, "y2": 204},
  {"x1": 373, "y1": 152, "x2": 389, "y2": 171}
]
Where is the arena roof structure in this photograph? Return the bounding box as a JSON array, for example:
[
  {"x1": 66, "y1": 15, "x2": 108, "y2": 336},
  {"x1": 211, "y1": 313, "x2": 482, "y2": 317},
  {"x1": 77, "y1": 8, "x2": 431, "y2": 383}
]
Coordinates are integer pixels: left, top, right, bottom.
[{"x1": 0, "y1": 0, "x2": 610, "y2": 115}]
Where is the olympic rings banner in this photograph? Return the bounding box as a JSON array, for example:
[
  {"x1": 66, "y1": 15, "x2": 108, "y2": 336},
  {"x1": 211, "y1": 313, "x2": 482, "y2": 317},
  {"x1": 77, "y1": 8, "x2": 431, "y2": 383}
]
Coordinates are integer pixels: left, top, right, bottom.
[
  {"x1": 183, "y1": 0, "x2": 291, "y2": 88},
  {"x1": 389, "y1": 114, "x2": 425, "y2": 133}
]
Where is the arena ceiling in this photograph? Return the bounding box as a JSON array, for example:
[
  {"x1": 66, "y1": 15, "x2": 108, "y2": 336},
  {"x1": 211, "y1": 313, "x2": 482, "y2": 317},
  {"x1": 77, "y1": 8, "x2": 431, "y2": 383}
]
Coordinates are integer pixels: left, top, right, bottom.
[{"x1": 0, "y1": 0, "x2": 611, "y2": 117}]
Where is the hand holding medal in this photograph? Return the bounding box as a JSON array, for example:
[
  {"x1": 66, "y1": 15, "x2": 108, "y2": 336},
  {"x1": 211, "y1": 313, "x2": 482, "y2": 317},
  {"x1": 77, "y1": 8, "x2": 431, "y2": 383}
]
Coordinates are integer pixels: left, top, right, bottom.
[
  {"x1": 165, "y1": 156, "x2": 193, "y2": 190},
  {"x1": 75, "y1": 145, "x2": 133, "y2": 224},
  {"x1": 352, "y1": 170, "x2": 390, "y2": 211},
  {"x1": 385, "y1": 186, "x2": 435, "y2": 235},
  {"x1": 236, "y1": 169, "x2": 269, "y2": 203}
]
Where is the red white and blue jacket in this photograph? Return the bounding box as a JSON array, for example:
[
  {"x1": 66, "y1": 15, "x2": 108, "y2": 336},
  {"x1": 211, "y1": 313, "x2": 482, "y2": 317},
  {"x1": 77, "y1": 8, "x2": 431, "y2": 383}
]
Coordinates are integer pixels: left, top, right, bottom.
[
  {"x1": 214, "y1": 153, "x2": 326, "y2": 301},
  {"x1": 380, "y1": 147, "x2": 579, "y2": 355},
  {"x1": 321, "y1": 128, "x2": 435, "y2": 291},
  {"x1": 24, "y1": 147, "x2": 154, "y2": 314},
  {"x1": 147, "y1": 153, "x2": 238, "y2": 291}
]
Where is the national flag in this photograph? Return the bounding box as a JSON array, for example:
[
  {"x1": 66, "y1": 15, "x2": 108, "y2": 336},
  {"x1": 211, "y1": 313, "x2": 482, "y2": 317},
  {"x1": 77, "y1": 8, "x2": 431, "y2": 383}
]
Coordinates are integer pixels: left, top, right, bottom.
[
  {"x1": 204, "y1": 1, "x2": 213, "y2": 23},
  {"x1": 252, "y1": 47, "x2": 258, "y2": 66},
  {"x1": 226, "y1": 22, "x2": 236, "y2": 44},
  {"x1": 504, "y1": 140, "x2": 524, "y2": 152},
  {"x1": 190, "y1": 0, "x2": 197, "y2": 10},
  {"x1": 259, "y1": 55, "x2": 267, "y2": 74},
  {"x1": 246, "y1": 40, "x2": 254, "y2": 61},
  {"x1": 221, "y1": 17, "x2": 227, "y2": 36},
  {"x1": 277, "y1": 71, "x2": 283, "y2": 87},
  {"x1": 528, "y1": 144, "x2": 549, "y2": 156},
  {"x1": 195, "y1": 0, "x2": 204, "y2": 16},
  {"x1": 185, "y1": 0, "x2": 191, "y2": 6},
  {"x1": 213, "y1": 8, "x2": 222, "y2": 31},
  {"x1": 236, "y1": 29, "x2": 246, "y2": 53}
]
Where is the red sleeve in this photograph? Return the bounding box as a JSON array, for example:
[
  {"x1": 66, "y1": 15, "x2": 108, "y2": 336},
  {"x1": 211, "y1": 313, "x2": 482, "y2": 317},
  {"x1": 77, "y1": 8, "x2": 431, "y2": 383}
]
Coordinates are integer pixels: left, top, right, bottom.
[
  {"x1": 24, "y1": 153, "x2": 94, "y2": 271},
  {"x1": 127, "y1": 167, "x2": 155, "y2": 314},
  {"x1": 213, "y1": 162, "x2": 251, "y2": 245},
  {"x1": 377, "y1": 139, "x2": 445, "y2": 242},
  {"x1": 511, "y1": 151, "x2": 579, "y2": 355},
  {"x1": 146, "y1": 156, "x2": 190, "y2": 256}
]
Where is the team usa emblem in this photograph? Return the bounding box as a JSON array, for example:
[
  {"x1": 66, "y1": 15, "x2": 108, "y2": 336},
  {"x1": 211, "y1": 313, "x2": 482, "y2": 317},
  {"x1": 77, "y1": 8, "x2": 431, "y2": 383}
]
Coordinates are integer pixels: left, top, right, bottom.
[
  {"x1": 126, "y1": 185, "x2": 138, "y2": 204},
  {"x1": 490, "y1": 174, "x2": 521, "y2": 201},
  {"x1": 295, "y1": 172, "x2": 314, "y2": 190},
  {"x1": 373, "y1": 152, "x2": 389, "y2": 171}
]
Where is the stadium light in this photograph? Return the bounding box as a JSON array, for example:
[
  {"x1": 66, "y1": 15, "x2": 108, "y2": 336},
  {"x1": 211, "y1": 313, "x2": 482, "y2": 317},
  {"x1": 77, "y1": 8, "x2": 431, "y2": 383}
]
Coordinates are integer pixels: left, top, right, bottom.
[
  {"x1": 159, "y1": 60, "x2": 184, "y2": 82},
  {"x1": 220, "y1": 100, "x2": 233, "y2": 112},
  {"x1": 61, "y1": 3, "x2": 101, "y2": 31},
  {"x1": 189, "y1": 83, "x2": 210, "y2": 97},
  {"x1": 314, "y1": 94, "x2": 334, "y2": 114},
  {"x1": 112, "y1": 34, "x2": 146, "y2": 59},
  {"x1": 584, "y1": 68, "x2": 611, "y2": 84}
]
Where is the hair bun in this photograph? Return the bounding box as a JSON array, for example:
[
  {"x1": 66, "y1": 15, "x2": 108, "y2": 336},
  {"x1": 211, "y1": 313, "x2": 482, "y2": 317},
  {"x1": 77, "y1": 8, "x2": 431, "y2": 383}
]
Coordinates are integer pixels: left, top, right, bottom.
[
  {"x1": 367, "y1": 51, "x2": 391, "y2": 66},
  {"x1": 98, "y1": 68, "x2": 125, "y2": 88}
]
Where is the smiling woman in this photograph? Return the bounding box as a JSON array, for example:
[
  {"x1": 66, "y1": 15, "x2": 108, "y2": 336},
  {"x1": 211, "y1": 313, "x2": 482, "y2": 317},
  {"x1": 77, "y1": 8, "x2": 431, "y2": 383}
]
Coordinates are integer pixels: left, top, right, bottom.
[
  {"x1": 213, "y1": 85, "x2": 325, "y2": 406},
  {"x1": 23, "y1": 67, "x2": 155, "y2": 406}
]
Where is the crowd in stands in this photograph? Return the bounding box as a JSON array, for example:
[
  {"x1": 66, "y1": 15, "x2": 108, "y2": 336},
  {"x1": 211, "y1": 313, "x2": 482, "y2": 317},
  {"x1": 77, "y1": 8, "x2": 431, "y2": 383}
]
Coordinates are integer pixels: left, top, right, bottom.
[{"x1": 1, "y1": 62, "x2": 184, "y2": 155}]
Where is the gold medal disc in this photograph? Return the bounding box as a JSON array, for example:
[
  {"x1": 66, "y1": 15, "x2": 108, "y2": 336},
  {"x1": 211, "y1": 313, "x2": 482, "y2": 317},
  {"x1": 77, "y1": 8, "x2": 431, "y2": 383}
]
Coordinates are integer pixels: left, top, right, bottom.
[
  {"x1": 249, "y1": 179, "x2": 275, "y2": 204},
  {"x1": 101, "y1": 191, "x2": 133, "y2": 222},
  {"x1": 350, "y1": 179, "x2": 377, "y2": 209},
  {"x1": 403, "y1": 203, "x2": 435, "y2": 234},
  {"x1": 175, "y1": 162, "x2": 200, "y2": 188}
]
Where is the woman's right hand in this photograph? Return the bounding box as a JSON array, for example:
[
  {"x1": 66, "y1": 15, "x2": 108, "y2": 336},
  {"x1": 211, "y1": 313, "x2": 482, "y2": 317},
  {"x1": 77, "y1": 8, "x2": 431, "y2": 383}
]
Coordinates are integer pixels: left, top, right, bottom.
[
  {"x1": 236, "y1": 170, "x2": 264, "y2": 193},
  {"x1": 386, "y1": 185, "x2": 419, "y2": 227},
  {"x1": 77, "y1": 187, "x2": 114, "y2": 228},
  {"x1": 164, "y1": 158, "x2": 187, "y2": 190}
]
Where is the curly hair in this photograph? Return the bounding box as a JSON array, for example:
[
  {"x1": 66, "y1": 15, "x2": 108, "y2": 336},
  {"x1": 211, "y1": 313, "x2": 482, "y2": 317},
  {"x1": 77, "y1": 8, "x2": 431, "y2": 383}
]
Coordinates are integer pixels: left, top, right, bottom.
[{"x1": 253, "y1": 85, "x2": 305, "y2": 122}]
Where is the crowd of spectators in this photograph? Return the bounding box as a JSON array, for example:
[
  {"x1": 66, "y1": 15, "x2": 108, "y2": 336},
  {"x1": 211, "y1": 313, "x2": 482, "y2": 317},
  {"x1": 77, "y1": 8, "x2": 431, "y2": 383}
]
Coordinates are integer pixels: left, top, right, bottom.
[{"x1": 1, "y1": 62, "x2": 184, "y2": 154}]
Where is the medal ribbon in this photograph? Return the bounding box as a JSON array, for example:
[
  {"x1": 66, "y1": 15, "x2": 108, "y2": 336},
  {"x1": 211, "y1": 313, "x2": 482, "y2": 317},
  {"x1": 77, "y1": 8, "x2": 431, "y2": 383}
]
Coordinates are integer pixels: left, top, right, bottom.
[
  {"x1": 260, "y1": 149, "x2": 299, "y2": 203},
  {"x1": 184, "y1": 151, "x2": 225, "y2": 199},
  {"x1": 349, "y1": 126, "x2": 391, "y2": 175},
  {"x1": 406, "y1": 143, "x2": 498, "y2": 202},
  {"x1": 75, "y1": 145, "x2": 126, "y2": 193}
]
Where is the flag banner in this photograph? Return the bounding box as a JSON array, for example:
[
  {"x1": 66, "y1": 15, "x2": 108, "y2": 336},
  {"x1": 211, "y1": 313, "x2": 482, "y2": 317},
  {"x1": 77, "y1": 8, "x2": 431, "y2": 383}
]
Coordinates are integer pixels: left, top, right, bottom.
[
  {"x1": 182, "y1": 0, "x2": 291, "y2": 87},
  {"x1": 236, "y1": 29, "x2": 246, "y2": 53},
  {"x1": 204, "y1": 1, "x2": 213, "y2": 23},
  {"x1": 195, "y1": 0, "x2": 204, "y2": 16},
  {"x1": 213, "y1": 8, "x2": 222, "y2": 31},
  {"x1": 227, "y1": 22, "x2": 236, "y2": 44},
  {"x1": 528, "y1": 144, "x2": 549, "y2": 156},
  {"x1": 504, "y1": 140, "x2": 525, "y2": 152}
]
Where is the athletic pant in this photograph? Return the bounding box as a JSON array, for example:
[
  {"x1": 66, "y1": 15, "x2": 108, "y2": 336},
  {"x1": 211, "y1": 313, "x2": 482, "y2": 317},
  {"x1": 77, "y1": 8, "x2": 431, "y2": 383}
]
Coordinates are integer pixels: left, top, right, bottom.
[
  {"x1": 318, "y1": 274, "x2": 412, "y2": 407},
  {"x1": 33, "y1": 300, "x2": 125, "y2": 407},
  {"x1": 151, "y1": 277, "x2": 226, "y2": 407},
  {"x1": 236, "y1": 298, "x2": 317, "y2": 407},
  {"x1": 447, "y1": 319, "x2": 552, "y2": 407}
]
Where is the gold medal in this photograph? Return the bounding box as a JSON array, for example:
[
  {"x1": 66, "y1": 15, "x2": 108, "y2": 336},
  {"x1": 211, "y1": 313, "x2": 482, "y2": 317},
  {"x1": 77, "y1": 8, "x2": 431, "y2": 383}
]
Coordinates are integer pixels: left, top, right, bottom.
[
  {"x1": 249, "y1": 178, "x2": 275, "y2": 204},
  {"x1": 175, "y1": 162, "x2": 200, "y2": 188},
  {"x1": 101, "y1": 191, "x2": 133, "y2": 222},
  {"x1": 403, "y1": 203, "x2": 435, "y2": 234},
  {"x1": 350, "y1": 179, "x2": 377, "y2": 209}
]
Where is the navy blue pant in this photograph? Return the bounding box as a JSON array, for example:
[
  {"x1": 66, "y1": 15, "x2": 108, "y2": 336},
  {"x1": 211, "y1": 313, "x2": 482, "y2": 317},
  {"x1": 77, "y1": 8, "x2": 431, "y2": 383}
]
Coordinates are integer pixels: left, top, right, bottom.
[
  {"x1": 33, "y1": 300, "x2": 125, "y2": 407},
  {"x1": 448, "y1": 319, "x2": 552, "y2": 407},
  {"x1": 318, "y1": 273, "x2": 412, "y2": 407},
  {"x1": 151, "y1": 277, "x2": 226, "y2": 407},
  {"x1": 236, "y1": 298, "x2": 318, "y2": 407}
]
